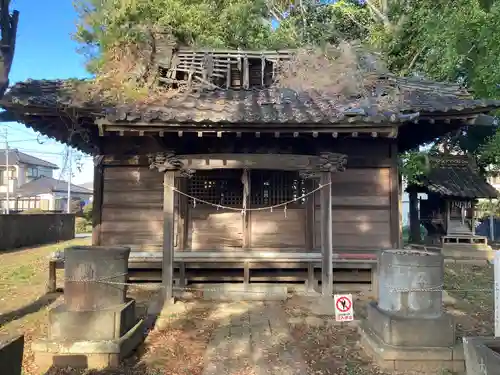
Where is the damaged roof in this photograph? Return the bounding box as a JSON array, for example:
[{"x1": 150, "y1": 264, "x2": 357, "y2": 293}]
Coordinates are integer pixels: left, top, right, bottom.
[
  {"x1": 1, "y1": 75, "x2": 500, "y2": 126},
  {"x1": 416, "y1": 155, "x2": 498, "y2": 199}
]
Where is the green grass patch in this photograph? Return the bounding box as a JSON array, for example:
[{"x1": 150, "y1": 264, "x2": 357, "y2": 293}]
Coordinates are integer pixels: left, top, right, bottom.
[{"x1": 3, "y1": 264, "x2": 36, "y2": 283}]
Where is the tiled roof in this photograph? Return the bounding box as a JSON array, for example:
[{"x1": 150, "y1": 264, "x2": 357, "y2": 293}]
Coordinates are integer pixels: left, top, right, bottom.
[
  {"x1": 2, "y1": 76, "x2": 500, "y2": 125},
  {"x1": 0, "y1": 149, "x2": 58, "y2": 169},
  {"x1": 418, "y1": 156, "x2": 498, "y2": 199},
  {"x1": 17, "y1": 176, "x2": 93, "y2": 197}
]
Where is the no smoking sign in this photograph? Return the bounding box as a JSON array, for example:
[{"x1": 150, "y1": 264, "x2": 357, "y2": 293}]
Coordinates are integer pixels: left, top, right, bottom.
[{"x1": 334, "y1": 294, "x2": 354, "y2": 322}]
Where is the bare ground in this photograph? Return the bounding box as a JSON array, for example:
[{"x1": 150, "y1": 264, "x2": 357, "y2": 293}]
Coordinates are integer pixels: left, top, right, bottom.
[{"x1": 0, "y1": 240, "x2": 494, "y2": 375}]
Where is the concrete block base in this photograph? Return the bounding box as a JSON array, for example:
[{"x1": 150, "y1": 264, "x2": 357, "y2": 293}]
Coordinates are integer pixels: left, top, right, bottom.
[
  {"x1": 49, "y1": 299, "x2": 137, "y2": 341},
  {"x1": 367, "y1": 301, "x2": 455, "y2": 347},
  {"x1": 193, "y1": 283, "x2": 288, "y2": 301},
  {"x1": 359, "y1": 320, "x2": 465, "y2": 373},
  {"x1": 32, "y1": 319, "x2": 145, "y2": 370},
  {"x1": 463, "y1": 336, "x2": 500, "y2": 375},
  {"x1": 0, "y1": 334, "x2": 24, "y2": 375}
]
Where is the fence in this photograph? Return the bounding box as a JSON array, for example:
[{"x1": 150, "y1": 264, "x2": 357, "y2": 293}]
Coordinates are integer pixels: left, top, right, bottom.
[{"x1": 0, "y1": 213, "x2": 75, "y2": 250}]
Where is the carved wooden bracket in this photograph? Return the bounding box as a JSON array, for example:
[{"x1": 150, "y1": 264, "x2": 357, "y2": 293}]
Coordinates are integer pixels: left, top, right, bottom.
[
  {"x1": 147, "y1": 152, "x2": 348, "y2": 177},
  {"x1": 148, "y1": 151, "x2": 196, "y2": 177}
]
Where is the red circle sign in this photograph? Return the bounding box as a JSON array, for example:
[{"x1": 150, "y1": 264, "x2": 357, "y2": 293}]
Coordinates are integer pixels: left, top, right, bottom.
[{"x1": 336, "y1": 296, "x2": 352, "y2": 313}]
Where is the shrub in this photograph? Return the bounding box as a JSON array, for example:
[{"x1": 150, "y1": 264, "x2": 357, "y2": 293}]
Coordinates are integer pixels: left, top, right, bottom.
[
  {"x1": 75, "y1": 217, "x2": 92, "y2": 234},
  {"x1": 83, "y1": 202, "x2": 93, "y2": 221}
]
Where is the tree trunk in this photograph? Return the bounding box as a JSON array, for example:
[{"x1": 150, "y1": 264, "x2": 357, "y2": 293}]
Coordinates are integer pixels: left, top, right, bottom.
[{"x1": 0, "y1": 0, "x2": 19, "y2": 98}]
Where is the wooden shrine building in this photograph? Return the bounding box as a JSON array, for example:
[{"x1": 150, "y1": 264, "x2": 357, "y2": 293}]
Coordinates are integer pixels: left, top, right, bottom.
[
  {"x1": 407, "y1": 155, "x2": 498, "y2": 250},
  {"x1": 1, "y1": 45, "x2": 500, "y2": 297}
]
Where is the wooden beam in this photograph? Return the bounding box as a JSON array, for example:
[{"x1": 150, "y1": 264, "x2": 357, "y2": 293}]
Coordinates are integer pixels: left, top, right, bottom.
[
  {"x1": 92, "y1": 156, "x2": 104, "y2": 246},
  {"x1": 320, "y1": 171, "x2": 333, "y2": 297},
  {"x1": 162, "y1": 171, "x2": 176, "y2": 302},
  {"x1": 149, "y1": 153, "x2": 347, "y2": 172},
  {"x1": 102, "y1": 123, "x2": 396, "y2": 134}
]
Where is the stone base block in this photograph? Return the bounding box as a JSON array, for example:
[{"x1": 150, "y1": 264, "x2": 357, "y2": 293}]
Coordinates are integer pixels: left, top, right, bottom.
[
  {"x1": 32, "y1": 318, "x2": 145, "y2": 370},
  {"x1": 197, "y1": 283, "x2": 288, "y2": 301},
  {"x1": 49, "y1": 299, "x2": 136, "y2": 341},
  {"x1": 463, "y1": 336, "x2": 500, "y2": 375},
  {"x1": 367, "y1": 301, "x2": 456, "y2": 347},
  {"x1": 359, "y1": 320, "x2": 465, "y2": 373},
  {"x1": 0, "y1": 334, "x2": 24, "y2": 375}
]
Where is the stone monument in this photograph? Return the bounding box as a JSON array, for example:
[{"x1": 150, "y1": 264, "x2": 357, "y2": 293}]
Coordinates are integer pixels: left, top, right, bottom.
[
  {"x1": 358, "y1": 249, "x2": 465, "y2": 373},
  {"x1": 32, "y1": 246, "x2": 145, "y2": 370}
]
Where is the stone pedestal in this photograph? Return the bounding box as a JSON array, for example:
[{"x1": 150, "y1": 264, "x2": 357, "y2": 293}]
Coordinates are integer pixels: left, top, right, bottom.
[
  {"x1": 32, "y1": 246, "x2": 145, "y2": 370},
  {"x1": 0, "y1": 334, "x2": 24, "y2": 375},
  {"x1": 359, "y1": 249, "x2": 465, "y2": 373}
]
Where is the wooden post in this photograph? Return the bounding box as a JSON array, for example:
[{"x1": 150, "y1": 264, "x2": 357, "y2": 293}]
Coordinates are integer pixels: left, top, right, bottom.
[
  {"x1": 320, "y1": 171, "x2": 333, "y2": 297},
  {"x1": 305, "y1": 179, "x2": 315, "y2": 252},
  {"x1": 92, "y1": 157, "x2": 104, "y2": 246},
  {"x1": 162, "y1": 171, "x2": 175, "y2": 302},
  {"x1": 471, "y1": 200, "x2": 476, "y2": 236},
  {"x1": 445, "y1": 200, "x2": 451, "y2": 236},
  {"x1": 408, "y1": 189, "x2": 421, "y2": 243}
]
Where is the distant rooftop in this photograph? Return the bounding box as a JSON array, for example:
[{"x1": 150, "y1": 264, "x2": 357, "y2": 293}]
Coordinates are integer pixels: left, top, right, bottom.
[
  {"x1": 0, "y1": 149, "x2": 58, "y2": 169},
  {"x1": 17, "y1": 176, "x2": 93, "y2": 197},
  {"x1": 80, "y1": 182, "x2": 93, "y2": 191}
]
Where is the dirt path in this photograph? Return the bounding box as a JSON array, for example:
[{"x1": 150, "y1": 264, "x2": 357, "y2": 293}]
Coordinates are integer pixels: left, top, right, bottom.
[{"x1": 202, "y1": 301, "x2": 308, "y2": 375}]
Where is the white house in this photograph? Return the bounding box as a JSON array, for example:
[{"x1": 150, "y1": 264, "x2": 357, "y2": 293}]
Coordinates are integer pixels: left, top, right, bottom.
[{"x1": 0, "y1": 149, "x2": 92, "y2": 212}]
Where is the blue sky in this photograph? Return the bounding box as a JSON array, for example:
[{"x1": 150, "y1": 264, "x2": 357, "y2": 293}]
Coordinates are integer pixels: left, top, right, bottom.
[{"x1": 3, "y1": 1, "x2": 93, "y2": 184}]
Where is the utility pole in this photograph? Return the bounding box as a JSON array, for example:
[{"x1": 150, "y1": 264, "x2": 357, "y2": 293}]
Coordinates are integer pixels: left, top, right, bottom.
[
  {"x1": 4, "y1": 128, "x2": 9, "y2": 214},
  {"x1": 66, "y1": 147, "x2": 71, "y2": 214}
]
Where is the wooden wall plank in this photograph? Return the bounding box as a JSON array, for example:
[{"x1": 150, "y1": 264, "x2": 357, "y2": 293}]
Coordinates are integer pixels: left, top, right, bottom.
[
  {"x1": 187, "y1": 208, "x2": 243, "y2": 250},
  {"x1": 330, "y1": 196, "x2": 390, "y2": 206},
  {"x1": 101, "y1": 166, "x2": 165, "y2": 251},
  {"x1": 250, "y1": 210, "x2": 306, "y2": 248},
  {"x1": 312, "y1": 167, "x2": 392, "y2": 250}
]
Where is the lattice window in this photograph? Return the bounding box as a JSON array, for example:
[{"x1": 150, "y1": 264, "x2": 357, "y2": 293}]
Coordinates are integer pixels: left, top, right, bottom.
[
  {"x1": 187, "y1": 170, "x2": 243, "y2": 206},
  {"x1": 250, "y1": 170, "x2": 306, "y2": 207}
]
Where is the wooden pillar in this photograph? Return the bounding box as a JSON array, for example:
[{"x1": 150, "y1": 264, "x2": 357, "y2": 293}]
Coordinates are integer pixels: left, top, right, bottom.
[
  {"x1": 389, "y1": 142, "x2": 401, "y2": 248},
  {"x1": 92, "y1": 156, "x2": 104, "y2": 246},
  {"x1": 162, "y1": 171, "x2": 175, "y2": 302},
  {"x1": 445, "y1": 200, "x2": 451, "y2": 236},
  {"x1": 305, "y1": 179, "x2": 315, "y2": 252},
  {"x1": 320, "y1": 171, "x2": 333, "y2": 297},
  {"x1": 408, "y1": 189, "x2": 421, "y2": 243}
]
